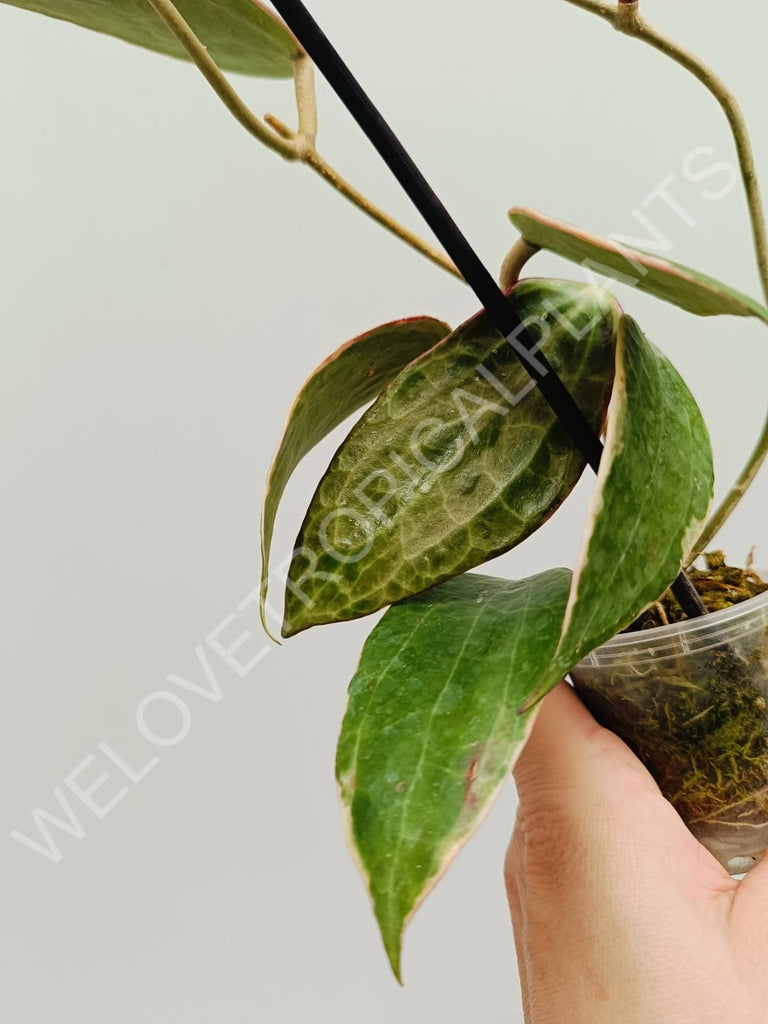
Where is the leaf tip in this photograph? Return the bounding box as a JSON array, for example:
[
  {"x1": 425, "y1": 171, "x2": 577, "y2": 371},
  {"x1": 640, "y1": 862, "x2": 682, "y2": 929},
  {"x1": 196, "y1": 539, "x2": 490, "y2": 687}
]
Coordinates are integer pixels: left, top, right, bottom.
[
  {"x1": 381, "y1": 927, "x2": 405, "y2": 985},
  {"x1": 257, "y1": 575, "x2": 283, "y2": 645},
  {"x1": 280, "y1": 609, "x2": 308, "y2": 639},
  {"x1": 280, "y1": 620, "x2": 296, "y2": 640},
  {"x1": 265, "y1": 624, "x2": 283, "y2": 647}
]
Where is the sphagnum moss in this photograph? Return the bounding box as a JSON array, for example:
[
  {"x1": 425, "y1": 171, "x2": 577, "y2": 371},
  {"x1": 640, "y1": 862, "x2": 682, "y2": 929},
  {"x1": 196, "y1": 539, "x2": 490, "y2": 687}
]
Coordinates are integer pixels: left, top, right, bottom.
[
  {"x1": 631, "y1": 551, "x2": 768, "y2": 629},
  {"x1": 575, "y1": 554, "x2": 768, "y2": 849}
]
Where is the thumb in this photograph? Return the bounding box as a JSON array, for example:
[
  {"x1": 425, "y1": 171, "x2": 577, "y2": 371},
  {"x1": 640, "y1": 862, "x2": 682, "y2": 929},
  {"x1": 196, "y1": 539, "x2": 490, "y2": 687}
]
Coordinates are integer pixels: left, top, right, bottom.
[
  {"x1": 513, "y1": 680, "x2": 659, "y2": 813},
  {"x1": 509, "y1": 682, "x2": 720, "y2": 888}
]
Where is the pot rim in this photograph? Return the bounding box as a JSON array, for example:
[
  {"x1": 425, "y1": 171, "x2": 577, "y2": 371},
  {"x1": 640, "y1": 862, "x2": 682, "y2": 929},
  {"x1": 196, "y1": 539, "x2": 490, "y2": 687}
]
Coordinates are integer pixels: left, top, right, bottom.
[{"x1": 576, "y1": 577, "x2": 768, "y2": 668}]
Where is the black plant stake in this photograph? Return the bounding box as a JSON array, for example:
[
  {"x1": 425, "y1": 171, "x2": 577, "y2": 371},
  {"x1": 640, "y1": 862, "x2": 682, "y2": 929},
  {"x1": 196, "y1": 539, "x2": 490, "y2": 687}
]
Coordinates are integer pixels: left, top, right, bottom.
[{"x1": 271, "y1": 0, "x2": 706, "y2": 619}]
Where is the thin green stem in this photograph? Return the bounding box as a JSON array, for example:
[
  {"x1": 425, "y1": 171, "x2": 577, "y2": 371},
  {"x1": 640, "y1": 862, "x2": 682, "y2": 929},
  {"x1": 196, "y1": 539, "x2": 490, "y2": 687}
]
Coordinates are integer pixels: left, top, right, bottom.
[
  {"x1": 293, "y1": 52, "x2": 318, "y2": 147},
  {"x1": 262, "y1": 115, "x2": 462, "y2": 278},
  {"x1": 144, "y1": 0, "x2": 297, "y2": 158},
  {"x1": 616, "y1": 3, "x2": 768, "y2": 302},
  {"x1": 566, "y1": 0, "x2": 768, "y2": 550},
  {"x1": 565, "y1": 0, "x2": 768, "y2": 302},
  {"x1": 302, "y1": 148, "x2": 462, "y2": 279},
  {"x1": 499, "y1": 237, "x2": 540, "y2": 290},
  {"x1": 689, "y1": 413, "x2": 768, "y2": 562},
  {"x1": 144, "y1": 0, "x2": 461, "y2": 279}
]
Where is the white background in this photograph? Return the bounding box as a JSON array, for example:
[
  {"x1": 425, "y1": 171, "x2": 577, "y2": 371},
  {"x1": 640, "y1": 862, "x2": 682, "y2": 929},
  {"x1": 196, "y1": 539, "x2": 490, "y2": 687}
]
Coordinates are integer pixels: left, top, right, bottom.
[{"x1": 1, "y1": 0, "x2": 766, "y2": 1020}]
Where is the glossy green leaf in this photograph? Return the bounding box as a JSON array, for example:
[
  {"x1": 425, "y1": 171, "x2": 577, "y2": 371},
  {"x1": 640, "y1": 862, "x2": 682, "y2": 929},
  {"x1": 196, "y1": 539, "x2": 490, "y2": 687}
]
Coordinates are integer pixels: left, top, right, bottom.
[
  {"x1": 523, "y1": 315, "x2": 715, "y2": 708},
  {"x1": 260, "y1": 316, "x2": 451, "y2": 636},
  {"x1": 336, "y1": 568, "x2": 572, "y2": 981},
  {"x1": 2, "y1": 0, "x2": 300, "y2": 77},
  {"x1": 510, "y1": 207, "x2": 768, "y2": 324},
  {"x1": 283, "y1": 280, "x2": 619, "y2": 636}
]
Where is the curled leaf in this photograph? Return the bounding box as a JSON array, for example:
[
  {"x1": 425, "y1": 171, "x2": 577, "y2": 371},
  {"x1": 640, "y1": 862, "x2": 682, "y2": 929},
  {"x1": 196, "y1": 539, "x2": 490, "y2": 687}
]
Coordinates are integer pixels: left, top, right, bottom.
[
  {"x1": 509, "y1": 207, "x2": 768, "y2": 323},
  {"x1": 260, "y1": 316, "x2": 450, "y2": 635},
  {"x1": 523, "y1": 314, "x2": 714, "y2": 708}
]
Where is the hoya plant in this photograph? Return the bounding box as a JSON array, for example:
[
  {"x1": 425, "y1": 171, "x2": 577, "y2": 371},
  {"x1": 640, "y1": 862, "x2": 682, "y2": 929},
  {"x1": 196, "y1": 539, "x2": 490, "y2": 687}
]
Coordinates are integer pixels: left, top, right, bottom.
[{"x1": 7, "y1": 0, "x2": 768, "y2": 982}]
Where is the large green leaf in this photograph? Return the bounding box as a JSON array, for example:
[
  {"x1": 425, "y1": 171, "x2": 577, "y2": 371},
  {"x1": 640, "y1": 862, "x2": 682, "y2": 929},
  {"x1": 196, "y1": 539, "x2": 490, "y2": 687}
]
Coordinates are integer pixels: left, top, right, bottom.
[
  {"x1": 509, "y1": 207, "x2": 768, "y2": 324},
  {"x1": 522, "y1": 315, "x2": 714, "y2": 708},
  {"x1": 260, "y1": 315, "x2": 451, "y2": 636},
  {"x1": 336, "y1": 568, "x2": 572, "y2": 981},
  {"x1": 2, "y1": 0, "x2": 300, "y2": 77},
  {"x1": 283, "y1": 280, "x2": 619, "y2": 636}
]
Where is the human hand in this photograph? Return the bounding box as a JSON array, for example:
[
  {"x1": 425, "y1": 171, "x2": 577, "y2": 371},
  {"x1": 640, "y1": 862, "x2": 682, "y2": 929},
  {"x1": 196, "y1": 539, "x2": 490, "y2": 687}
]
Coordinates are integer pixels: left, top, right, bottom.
[{"x1": 505, "y1": 682, "x2": 768, "y2": 1024}]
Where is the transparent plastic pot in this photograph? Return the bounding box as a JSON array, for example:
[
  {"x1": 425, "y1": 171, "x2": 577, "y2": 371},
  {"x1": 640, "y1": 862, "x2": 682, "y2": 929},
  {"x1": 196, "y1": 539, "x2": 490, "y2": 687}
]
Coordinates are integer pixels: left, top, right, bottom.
[{"x1": 571, "y1": 585, "x2": 768, "y2": 875}]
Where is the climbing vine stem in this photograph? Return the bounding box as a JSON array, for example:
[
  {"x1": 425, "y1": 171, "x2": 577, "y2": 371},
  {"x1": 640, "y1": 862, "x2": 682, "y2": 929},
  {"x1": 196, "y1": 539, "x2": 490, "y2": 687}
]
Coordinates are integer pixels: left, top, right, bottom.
[
  {"x1": 144, "y1": 0, "x2": 461, "y2": 279},
  {"x1": 564, "y1": 0, "x2": 768, "y2": 552}
]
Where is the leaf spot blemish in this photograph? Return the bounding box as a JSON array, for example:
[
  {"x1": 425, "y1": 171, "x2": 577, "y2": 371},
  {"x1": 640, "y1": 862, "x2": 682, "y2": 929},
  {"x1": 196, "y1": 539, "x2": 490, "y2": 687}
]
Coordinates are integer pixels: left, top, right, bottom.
[{"x1": 464, "y1": 757, "x2": 479, "y2": 809}]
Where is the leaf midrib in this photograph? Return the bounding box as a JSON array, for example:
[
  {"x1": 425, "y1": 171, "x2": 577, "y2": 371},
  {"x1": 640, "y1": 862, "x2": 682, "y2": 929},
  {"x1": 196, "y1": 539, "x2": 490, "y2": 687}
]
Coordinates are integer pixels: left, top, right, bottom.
[{"x1": 378, "y1": 600, "x2": 488, "y2": 931}]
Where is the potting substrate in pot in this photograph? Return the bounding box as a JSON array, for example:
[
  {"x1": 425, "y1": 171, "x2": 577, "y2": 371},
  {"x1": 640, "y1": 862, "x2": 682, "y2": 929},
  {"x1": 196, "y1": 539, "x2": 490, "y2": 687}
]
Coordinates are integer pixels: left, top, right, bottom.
[{"x1": 572, "y1": 559, "x2": 768, "y2": 874}]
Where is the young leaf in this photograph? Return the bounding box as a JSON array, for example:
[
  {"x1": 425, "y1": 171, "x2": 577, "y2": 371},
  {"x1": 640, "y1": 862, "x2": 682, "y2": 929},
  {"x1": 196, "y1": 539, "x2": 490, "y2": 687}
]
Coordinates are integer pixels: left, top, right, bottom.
[
  {"x1": 336, "y1": 568, "x2": 572, "y2": 981},
  {"x1": 523, "y1": 315, "x2": 714, "y2": 708},
  {"x1": 260, "y1": 316, "x2": 451, "y2": 635},
  {"x1": 509, "y1": 207, "x2": 768, "y2": 324},
  {"x1": 283, "y1": 280, "x2": 619, "y2": 636},
  {"x1": 2, "y1": 0, "x2": 300, "y2": 77}
]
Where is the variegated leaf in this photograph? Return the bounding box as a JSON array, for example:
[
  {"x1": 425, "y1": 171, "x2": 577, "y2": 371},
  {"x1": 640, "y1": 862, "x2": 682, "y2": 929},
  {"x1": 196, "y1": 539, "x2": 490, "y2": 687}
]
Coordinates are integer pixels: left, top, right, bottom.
[
  {"x1": 524, "y1": 314, "x2": 714, "y2": 707},
  {"x1": 336, "y1": 569, "x2": 571, "y2": 980},
  {"x1": 337, "y1": 316, "x2": 714, "y2": 980},
  {"x1": 283, "y1": 280, "x2": 619, "y2": 636},
  {"x1": 509, "y1": 207, "x2": 768, "y2": 323}
]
